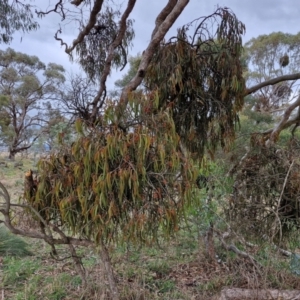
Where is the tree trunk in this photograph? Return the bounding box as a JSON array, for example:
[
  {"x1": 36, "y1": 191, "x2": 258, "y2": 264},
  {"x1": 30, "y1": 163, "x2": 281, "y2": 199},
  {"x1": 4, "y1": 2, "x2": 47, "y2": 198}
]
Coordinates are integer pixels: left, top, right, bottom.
[
  {"x1": 8, "y1": 149, "x2": 15, "y2": 160},
  {"x1": 100, "y1": 240, "x2": 119, "y2": 300}
]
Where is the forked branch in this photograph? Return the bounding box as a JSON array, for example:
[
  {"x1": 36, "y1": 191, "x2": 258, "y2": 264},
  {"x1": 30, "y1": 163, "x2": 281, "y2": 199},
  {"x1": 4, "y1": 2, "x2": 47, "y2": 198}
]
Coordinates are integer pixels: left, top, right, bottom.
[
  {"x1": 246, "y1": 74, "x2": 300, "y2": 142},
  {"x1": 90, "y1": 0, "x2": 137, "y2": 119},
  {"x1": 65, "y1": 0, "x2": 104, "y2": 55},
  {"x1": 269, "y1": 95, "x2": 300, "y2": 142},
  {"x1": 0, "y1": 181, "x2": 93, "y2": 248},
  {"x1": 118, "y1": 0, "x2": 190, "y2": 118}
]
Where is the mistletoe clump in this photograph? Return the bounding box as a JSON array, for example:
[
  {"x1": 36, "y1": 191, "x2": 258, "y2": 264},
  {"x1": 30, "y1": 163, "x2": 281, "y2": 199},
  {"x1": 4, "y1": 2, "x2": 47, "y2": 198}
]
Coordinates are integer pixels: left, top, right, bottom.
[{"x1": 25, "y1": 94, "x2": 198, "y2": 245}]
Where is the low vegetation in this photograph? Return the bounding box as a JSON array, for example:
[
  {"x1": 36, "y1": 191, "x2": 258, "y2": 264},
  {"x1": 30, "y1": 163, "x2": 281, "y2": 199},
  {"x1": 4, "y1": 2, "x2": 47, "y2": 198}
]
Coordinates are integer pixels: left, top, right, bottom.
[{"x1": 1, "y1": 153, "x2": 300, "y2": 299}]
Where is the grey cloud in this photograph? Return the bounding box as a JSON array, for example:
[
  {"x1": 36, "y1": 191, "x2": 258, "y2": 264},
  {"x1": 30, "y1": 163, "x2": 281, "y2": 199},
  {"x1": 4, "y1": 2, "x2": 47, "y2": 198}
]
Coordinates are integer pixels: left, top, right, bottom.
[{"x1": 3, "y1": 1, "x2": 300, "y2": 82}]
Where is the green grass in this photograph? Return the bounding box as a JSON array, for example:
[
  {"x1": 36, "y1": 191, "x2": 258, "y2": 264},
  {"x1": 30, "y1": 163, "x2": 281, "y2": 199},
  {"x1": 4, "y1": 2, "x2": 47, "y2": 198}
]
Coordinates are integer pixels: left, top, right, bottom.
[
  {"x1": 2, "y1": 256, "x2": 40, "y2": 287},
  {"x1": 0, "y1": 225, "x2": 32, "y2": 256},
  {"x1": 1, "y1": 220, "x2": 300, "y2": 299}
]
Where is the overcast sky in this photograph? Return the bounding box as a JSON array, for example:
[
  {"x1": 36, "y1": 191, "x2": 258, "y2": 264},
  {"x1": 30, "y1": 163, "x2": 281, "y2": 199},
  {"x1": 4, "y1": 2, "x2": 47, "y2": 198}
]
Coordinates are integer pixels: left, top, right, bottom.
[{"x1": 2, "y1": 0, "x2": 300, "y2": 87}]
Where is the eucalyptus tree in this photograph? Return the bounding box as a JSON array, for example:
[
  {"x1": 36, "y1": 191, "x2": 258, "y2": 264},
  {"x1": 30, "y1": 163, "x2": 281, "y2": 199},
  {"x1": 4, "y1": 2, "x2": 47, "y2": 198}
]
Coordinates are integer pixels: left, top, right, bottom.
[
  {"x1": 0, "y1": 48, "x2": 65, "y2": 159},
  {"x1": 3, "y1": 1, "x2": 300, "y2": 298},
  {"x1": 244, "y1": 32, "x2": 300, "y2": 113},
  {"x1": 114, "y1": 54, "x2": 141, "y2": 89},
  {"x1": 0, "y1": 3, "x2": 244, "y2": 297},
  {"x1": 35, "y1": 103, "x2": 73, "y2": 152},
  {"x1": 0, "y1": 0, "x2": 38, "y2": 44}
]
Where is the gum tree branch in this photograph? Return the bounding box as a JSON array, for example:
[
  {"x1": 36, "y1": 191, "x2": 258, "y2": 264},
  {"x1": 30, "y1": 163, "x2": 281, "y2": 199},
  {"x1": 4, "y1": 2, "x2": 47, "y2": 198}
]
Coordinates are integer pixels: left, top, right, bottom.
[
  {"x1": 151, "y1": 0, "x2": 177, "y2": 38},
  {"x1": 90, "y1": 0, "x2": 137, "y2": 119},
  {"x1": 245, "y1": 73, "x2": 300, "y2": 143},
  {"x1": 117, "y1": 0, "x2": 190, "y2": 119},
  {"x1": 66, "y1": 0, "x2": 104, "y2": 55},
  {"x1": 245, "y1": 73, "x2": 300, "y2": 96},
  {"x1": 269, "y1": 95, "x2": 300, "y2": 142},
  {"x1": 0, "y1": 181, "x2": 93, "y2": 248}
]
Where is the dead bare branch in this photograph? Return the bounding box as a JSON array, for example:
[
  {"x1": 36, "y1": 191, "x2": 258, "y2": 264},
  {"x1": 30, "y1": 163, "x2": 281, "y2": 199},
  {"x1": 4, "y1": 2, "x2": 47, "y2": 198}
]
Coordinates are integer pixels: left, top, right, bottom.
[
  {"x1": 51, "y1": 223, "x2": 87, "y2": 285},
  {"x1": 215, "y1": 288, "x2": 300, "y2": 300},
  {"x1": 54, "y1": 28, "x2": 69, "y2": 52},
  {"x1": 36, "y1": 0, "x2": 66, "y2": 21},
  {"x1": 227, "y1": 148, "x2": 250, "y2": 176}
]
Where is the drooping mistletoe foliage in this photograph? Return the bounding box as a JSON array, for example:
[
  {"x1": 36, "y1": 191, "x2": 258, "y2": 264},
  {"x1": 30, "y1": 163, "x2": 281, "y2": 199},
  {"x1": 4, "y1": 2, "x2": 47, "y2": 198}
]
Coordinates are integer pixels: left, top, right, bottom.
[
  {"x1": 146, "y1": 7, "x2": 246, "y2": 157},
  {"x1": 26, "y1": 92, "x2": 198, "y2": 245},
  {"x1": 24, "y1": 7, "x2": 246, "y2": 247}
]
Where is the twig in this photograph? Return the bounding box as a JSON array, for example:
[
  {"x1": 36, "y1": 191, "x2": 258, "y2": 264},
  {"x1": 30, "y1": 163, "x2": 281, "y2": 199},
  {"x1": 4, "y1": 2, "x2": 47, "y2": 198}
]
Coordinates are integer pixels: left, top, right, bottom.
[
  {"x1": 272, "y1": 159, "x2": 294, "y2": 242},
  {"x1": 215, "y1": 230, "x2": 263, "y2": 270}
]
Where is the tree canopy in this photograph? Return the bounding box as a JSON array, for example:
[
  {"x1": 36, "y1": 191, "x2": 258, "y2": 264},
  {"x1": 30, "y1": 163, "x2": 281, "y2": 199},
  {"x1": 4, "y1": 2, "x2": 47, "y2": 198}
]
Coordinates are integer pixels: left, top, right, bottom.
[
  {"x1": 145, "y1": 11, "x2": 245, "y2": 156},
  {"x1": 244, "y1": 32, "x2": 300, "y2": 112},
  {"x1": 20, "y1": 6, "x2": 247, "y2": 246},
  {"x1": 0, "y1": 0, "x2": 38, "y2": 44},
  {"x1": 0, "y1": 48, "x2": 65, "y2": 158}
]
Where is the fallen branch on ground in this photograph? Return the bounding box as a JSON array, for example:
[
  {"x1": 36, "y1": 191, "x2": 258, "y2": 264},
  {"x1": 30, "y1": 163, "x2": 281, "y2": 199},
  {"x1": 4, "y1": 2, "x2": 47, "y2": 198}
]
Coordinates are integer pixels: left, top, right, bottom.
[{"x1": 214, "y1": 288, "x2": 300, "y2": 300}]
